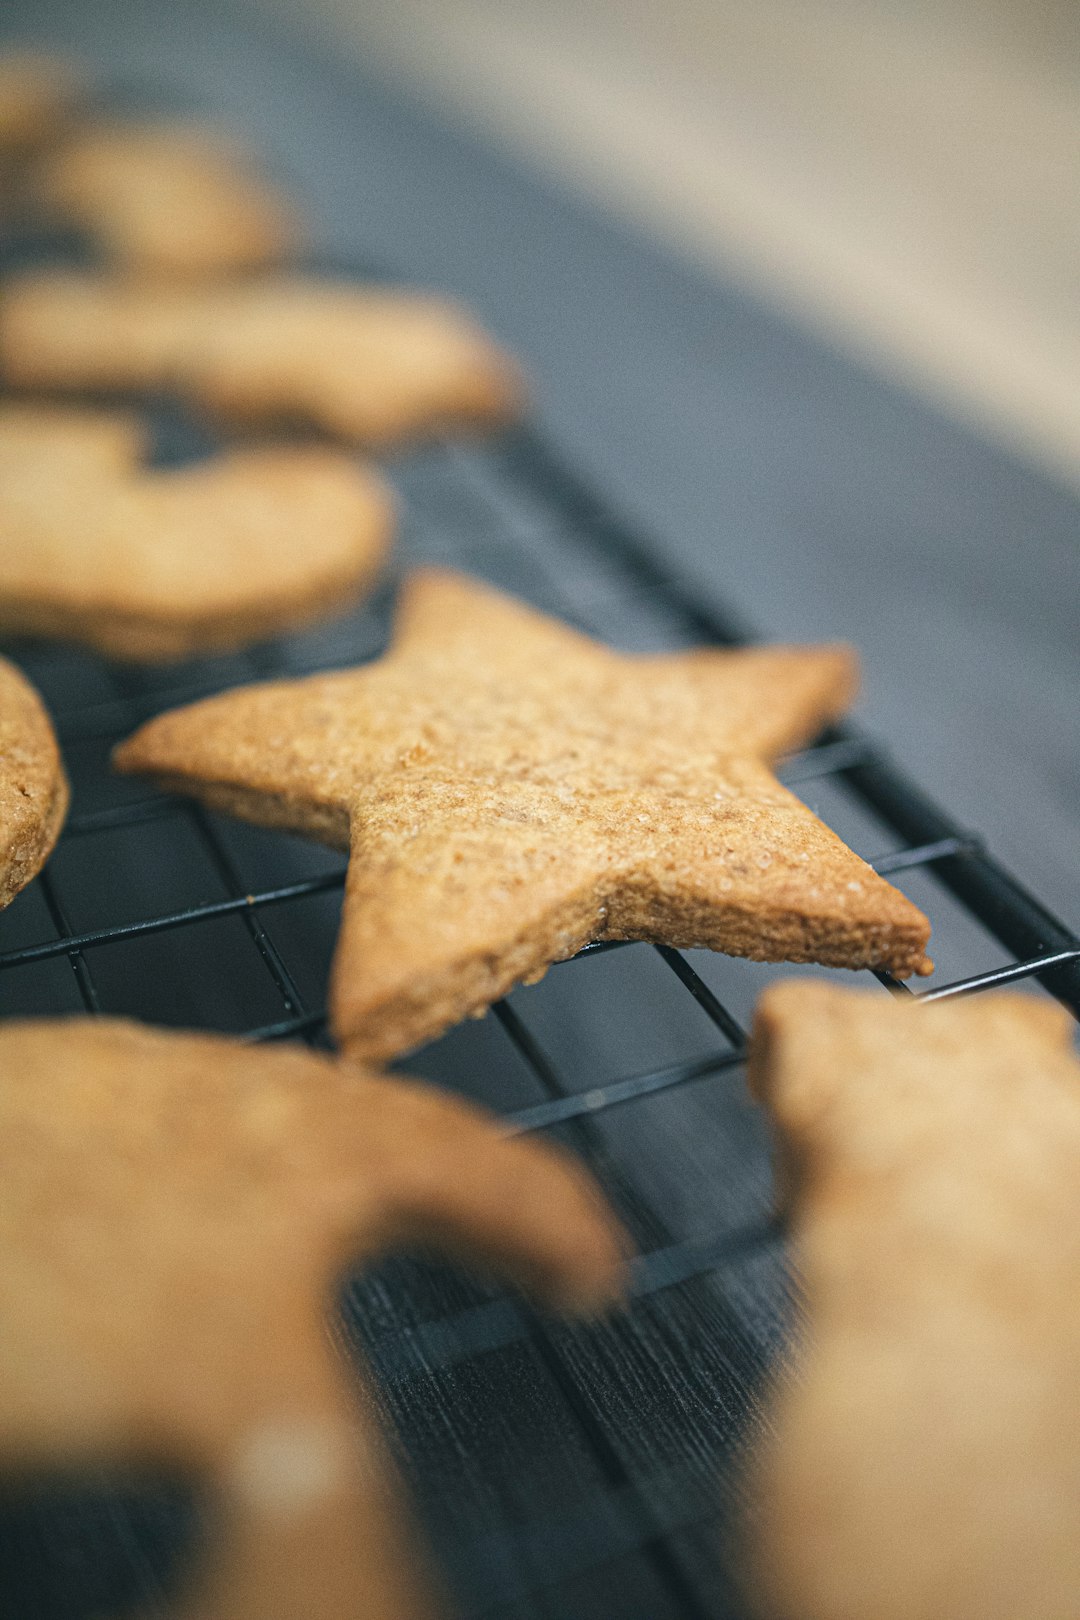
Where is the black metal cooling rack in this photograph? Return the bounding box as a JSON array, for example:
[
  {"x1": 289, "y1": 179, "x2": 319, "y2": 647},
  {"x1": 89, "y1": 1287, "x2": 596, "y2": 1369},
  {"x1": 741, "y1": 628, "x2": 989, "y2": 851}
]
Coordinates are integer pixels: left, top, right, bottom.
[
  {"x1": 2, "y1": 394, "x2": 1079, "y2": 1617},
  {"x1": 2, "y1": 43, "x2": 1080, "y2": 1615}
]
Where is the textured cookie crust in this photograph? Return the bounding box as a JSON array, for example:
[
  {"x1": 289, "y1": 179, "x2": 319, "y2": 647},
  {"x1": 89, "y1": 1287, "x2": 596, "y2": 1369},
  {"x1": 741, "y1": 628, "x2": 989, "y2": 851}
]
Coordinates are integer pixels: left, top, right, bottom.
[
  {"x1": 0, "y1": 404, "x2": 394, "y2": 660},
  {"x1": 747, "y1": 982, "x2": 1080, "y2": 1620},
  {"x1": 0, "y1": 1018, "x2": 625, "y2": 1619},
  {"x1": 0, "y1": 656, "x2": 68, "y2": 909},
  {"x1": 35, "y1": 122, "x2": 301, "y2": 277},
  {"x1": 0, "y1": 272, "x2": 523, "y2": 445},
  {"x1": 116, "y1": 569, "x2": 932, "y2": 1062},
  {"x1": 0, "y1": 52, "x2": 80, "y2": 153}
]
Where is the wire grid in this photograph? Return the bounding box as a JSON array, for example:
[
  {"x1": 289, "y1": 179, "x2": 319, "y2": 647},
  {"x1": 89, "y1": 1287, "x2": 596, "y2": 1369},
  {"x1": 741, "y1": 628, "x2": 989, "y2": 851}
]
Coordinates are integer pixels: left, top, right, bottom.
[
  {"x1": 3, "y1": 408, "x2": 1080, "y2": 1616},
  {"x1": 5, "y1": 422, "x2": 1078, "y2": 1034}
]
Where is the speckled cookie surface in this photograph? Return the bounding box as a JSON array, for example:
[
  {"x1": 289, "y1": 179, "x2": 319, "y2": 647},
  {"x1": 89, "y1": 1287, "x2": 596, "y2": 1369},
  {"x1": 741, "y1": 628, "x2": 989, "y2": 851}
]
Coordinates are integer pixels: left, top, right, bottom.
[
  {"x1": 747, "y1": 982, "x2": 1080, "y2": 1620},
  {"x1": 1, "y1": 271, "x2": 523, "y2": 445},
  {"x1": 0, "y1": 1017, "x2": 625, "y2": 1619},
  {"x1": 0, "y1": 404, "x2": 394, "y2": 660},
  {"x1": 34, "y1": 122, "x2": 301, "y2": 277},
  {"x1": 0, "y1": 655, "x2": 67, "y2": 909},
  {"x1": 116, "y1": 569, "x2": 931, "y2": 1062}
]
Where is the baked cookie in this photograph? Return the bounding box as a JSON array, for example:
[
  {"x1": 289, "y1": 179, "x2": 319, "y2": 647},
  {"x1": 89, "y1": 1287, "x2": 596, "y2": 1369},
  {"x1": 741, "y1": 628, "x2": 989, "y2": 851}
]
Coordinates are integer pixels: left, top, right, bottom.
[
  {"x1": 115, "y1": 569, "x2": 932, "y2": 1062},
  {"x1": 747, "y1": 982, "x2": 1080, "y2": 1620},
  {"x1": 0, "y1": 1018, "x2": 625, "y2": 1619},
  {"x1": 0, "y1": 655, "x2": 67, "y2": 909},
  {"x1": 34, "y1": 122, "x2": 301, "y2": 277},
  {"x1": 0, "y1": 52, "x2": 80, "y2": 155},
  {"x1": 0, "y1": 403, "x2": 394, "y2": 660},
  {"x1": 0, "y1": 271, "x2": 523, "y2": 445}
]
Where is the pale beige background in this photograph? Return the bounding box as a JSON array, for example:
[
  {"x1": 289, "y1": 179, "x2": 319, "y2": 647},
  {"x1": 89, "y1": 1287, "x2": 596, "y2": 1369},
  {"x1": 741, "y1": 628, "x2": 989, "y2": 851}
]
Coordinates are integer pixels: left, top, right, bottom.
[{"x1": 245, "y1": 0, "x2": 1080, "y2": 489}]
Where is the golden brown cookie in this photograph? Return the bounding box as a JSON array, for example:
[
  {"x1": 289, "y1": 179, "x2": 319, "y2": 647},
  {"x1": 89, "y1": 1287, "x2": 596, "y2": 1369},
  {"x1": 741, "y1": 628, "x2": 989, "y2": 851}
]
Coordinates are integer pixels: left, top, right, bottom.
[
  {"x1": 0, "y1": 403, "x2": 394, "y2": 660},
  {"x1": 34, "y1": 122, "x2": 301, "y2": 277},
  {"x1": 0, "y1": 271, "x2": 523, "y2": 445},
  {"x1": 0, "y1": 655, "x2": 67, "y2": 908},
  {"x1": 746, "y1": 982, "x2": 1080, "y2": 1620},
  {"x1": 0, "y1": 397, "x2": 144, "y2": 482},
  {"x1": 115, "y1": 569, "x2": 932, "y2": 1062},
  {"x1": 0, "y1": 51, "x2": 80, "y2": 155},
  {"x1": 0, "y1": 1018, "x2": 625, "y2": 1620}
]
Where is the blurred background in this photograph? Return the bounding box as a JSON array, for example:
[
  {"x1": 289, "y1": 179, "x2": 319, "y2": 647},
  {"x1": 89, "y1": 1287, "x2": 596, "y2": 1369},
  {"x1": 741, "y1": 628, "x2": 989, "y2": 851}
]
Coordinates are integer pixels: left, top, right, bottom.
[{"x1": 246, "y1": 0, "x2": 1080, "y2": 488}]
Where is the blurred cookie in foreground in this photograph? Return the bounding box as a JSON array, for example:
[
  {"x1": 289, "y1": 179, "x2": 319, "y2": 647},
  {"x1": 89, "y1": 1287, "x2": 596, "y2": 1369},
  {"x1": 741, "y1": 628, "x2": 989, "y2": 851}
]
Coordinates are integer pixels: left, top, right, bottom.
[
  {"x1": 116, "y1": 569, "x2": 931, "y2": 1064},
  {"x1": 0, "y1": 403, "x2": 394, "y2": 660},
  {"x1": 33, "y1": 122, "x2": 302, "y2": 277},
  {"x1": 0, "y1": 51, "x2": 80, "y2": 156},
  {"x1": 0, "y1": 270, "x2": 524, "y2": 445},
  {"x1": 0, "y1": 656, "x2": 67, "y2": 909},
  {"x1": 746, "y1": 981, "x2": 1080, "y2": 1620},
  {"x1": 0, "y1": 1019, "x2": 626, "y2": 1618}
]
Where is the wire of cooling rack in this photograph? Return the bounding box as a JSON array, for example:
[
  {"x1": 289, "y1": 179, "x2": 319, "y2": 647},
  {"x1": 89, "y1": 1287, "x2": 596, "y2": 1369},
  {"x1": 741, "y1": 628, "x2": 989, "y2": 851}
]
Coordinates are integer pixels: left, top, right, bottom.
[
  {"x1": 3, "y1": 416, "x2": 1077, "y2": 1355},
  {"x1": 2, "y1": 375, "x2": 1079, "y2": 1620},
  {"x1": 2, "y1": 420, "x2": 1078, "y2": 1147},
  {"x1": 500, "y1": 426, "x2": 1080, "y2": 1015},
  {"x1": 0, "y1": 32, "x2": 1073, "y2": 1618}
]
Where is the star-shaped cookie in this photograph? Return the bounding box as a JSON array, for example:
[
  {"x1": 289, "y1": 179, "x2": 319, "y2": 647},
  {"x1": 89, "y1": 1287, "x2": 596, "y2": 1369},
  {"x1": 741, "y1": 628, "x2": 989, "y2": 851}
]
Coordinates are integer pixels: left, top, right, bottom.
[
  {"x1": 0, "y1": 1018, "x2": 625, "y2": 1620},
  {"x1": 747, "y1": 982, "x2": 1080, "y2": 1620},
  {"x1": 116, "y1": 569, "x2": 932, "y2": 1062},
  {"x1": 1, "y1": 271, "x2": 523, "y2": 446},
  {"x1": 0, "y1": 655, "x2": 67, "y2": 908},
  {"x1": 34, "y1": 122, "x2": 301, "y2": 278},
  {"x1": 0, "y1": 404, "x2": 394, "y2": 660}
]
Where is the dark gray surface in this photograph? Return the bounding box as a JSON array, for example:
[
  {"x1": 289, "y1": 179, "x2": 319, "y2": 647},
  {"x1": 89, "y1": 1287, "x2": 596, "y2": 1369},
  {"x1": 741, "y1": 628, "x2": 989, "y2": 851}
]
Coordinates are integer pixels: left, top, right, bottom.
[{"x1": 1, "y1": 2, "x2": 1078, "y2": 1616}]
